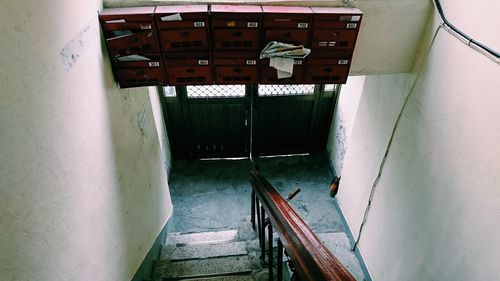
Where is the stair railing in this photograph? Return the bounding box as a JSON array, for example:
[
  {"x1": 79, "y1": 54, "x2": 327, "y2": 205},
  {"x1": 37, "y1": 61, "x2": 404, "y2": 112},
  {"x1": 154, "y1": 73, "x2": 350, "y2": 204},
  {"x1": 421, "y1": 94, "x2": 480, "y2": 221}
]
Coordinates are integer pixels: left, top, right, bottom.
[{"x1": 250, "y1": 169, "x2": 355, "y2": 281}]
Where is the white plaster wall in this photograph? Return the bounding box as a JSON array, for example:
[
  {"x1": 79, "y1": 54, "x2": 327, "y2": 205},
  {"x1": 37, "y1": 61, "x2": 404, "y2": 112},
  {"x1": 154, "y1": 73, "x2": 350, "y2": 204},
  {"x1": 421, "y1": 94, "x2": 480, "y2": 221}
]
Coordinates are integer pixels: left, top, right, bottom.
[
  {"x1": 103, "y1": 0, "x2": 432, "y2": 75},
  {"x1": 330, "y1": 4, "x2": 500, "y2": 280},
  {"x1": 326, "y1": 76, "x2": 366, "y2": 175},
  {"x1": 334, "y1": 73, "x2": 414, "y2": 237},
  {"x1": 0, "y1": 1, "x2": 173, "y2": 280},
  {"x1": 439, "y1": 0, "x2": 500, "y2": 52}
]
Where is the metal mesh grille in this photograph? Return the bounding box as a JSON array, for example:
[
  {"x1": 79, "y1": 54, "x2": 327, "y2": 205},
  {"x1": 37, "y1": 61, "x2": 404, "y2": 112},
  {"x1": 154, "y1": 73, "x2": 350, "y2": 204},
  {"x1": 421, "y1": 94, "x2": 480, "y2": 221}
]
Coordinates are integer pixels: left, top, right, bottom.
[
  {"x1": 163, "y1": 86, "x2": 176, "y2": 97},
  {"x1": 258, "y1": 84, "x2": 315, "y2": 97},
  {"x1": 324, "y1": 84, "x2": 338, "y2": 92},
  {"x1": 187, "y1": 85, "x2": 246, "y2": 98}
]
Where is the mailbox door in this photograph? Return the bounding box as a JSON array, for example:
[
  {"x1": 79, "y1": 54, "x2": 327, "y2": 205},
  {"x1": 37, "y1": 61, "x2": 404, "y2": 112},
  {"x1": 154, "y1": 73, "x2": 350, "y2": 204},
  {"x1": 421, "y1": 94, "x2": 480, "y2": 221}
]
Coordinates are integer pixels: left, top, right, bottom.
[
  {"x1": 263, "y1": 29, "x2": 309, "y2": 47},
  {"x1": 215, "y1": 66, "x2": 257, "y2": 84},
  {"x1": 116, "y1": 67, "x2": 165, "y2": 88},
  {"x1": 259, "y1": 60, "x2": 305, "y2": 84},
  {"x1": 106, "y1": 30, "x2": 159, "y2": 58},
  {"x1": 311, "y1": 29, "x2": 358, "y2": 51}
]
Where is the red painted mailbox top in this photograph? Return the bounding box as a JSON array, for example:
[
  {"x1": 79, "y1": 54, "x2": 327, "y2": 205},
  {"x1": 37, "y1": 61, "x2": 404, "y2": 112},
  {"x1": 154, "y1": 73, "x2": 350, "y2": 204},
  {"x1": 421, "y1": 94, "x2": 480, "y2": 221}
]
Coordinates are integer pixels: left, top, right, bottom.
[{"x1": 211, "y1": 5, "x2": 262, "y2": 14}]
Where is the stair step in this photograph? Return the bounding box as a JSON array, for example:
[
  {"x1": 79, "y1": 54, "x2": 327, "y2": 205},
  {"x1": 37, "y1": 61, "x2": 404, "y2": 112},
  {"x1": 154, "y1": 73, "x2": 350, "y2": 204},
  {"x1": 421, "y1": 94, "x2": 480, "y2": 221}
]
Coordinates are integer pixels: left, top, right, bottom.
[
  {"x1": 167, "y1": 230, "x2": 239, "y2": 245},
  {"x1": 174, "y1": 275, "x2": 254, "y2": 281},
  {"x1": 158, "y1": 256, "x2": 255, "y2": 280},
  {"x1": 162, "y1": 241, "x2": 248, "y2": 261}
]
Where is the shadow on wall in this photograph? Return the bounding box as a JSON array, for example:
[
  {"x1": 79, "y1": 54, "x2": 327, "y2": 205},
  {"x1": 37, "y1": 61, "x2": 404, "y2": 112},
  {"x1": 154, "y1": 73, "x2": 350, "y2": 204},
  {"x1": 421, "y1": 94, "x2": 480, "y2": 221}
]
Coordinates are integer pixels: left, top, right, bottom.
[
  {"x1": 327, "y1": 76, "x2": 366, "y2": 176},
  {"x1": 100, "y1": 44, "x2": 173, "y2": 280}
]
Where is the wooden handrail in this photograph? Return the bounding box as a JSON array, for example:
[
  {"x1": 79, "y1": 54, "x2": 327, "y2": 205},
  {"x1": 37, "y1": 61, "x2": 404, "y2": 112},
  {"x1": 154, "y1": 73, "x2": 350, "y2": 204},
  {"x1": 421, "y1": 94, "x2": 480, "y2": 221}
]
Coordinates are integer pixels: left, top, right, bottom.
[{"x1": 250, "y1": 169, "x2": 355, "y2": 281}]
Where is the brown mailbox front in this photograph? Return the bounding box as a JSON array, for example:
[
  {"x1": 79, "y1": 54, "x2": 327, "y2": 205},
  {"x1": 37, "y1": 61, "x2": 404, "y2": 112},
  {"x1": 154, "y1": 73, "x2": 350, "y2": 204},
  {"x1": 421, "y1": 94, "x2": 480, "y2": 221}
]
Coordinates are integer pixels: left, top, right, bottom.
[
  {"x1": 115, "y1": 67, "x2": 165, "y2": 88},
  {"x1": 113, "y1": 54, "x2": 166, "y2": 88},
  {"x1": 262, "y1": 6, "x2": 313, "y2": 47},
  {"x1": 100, "y1": 7, "x2": 159, "y2": 58},
  {"x1": 311, "y1": 7, "x2": 362, "y2": 52},
  {"x1": 213, "y1": 52, "x2": 258, "y2": 84},
  {"x1": 259, "y1": 59, "x2": 306, "y2": 84},
  {"x1": 164, "y1": 53, "x2": 213, "y2": 85},
  {"x1": 100, "y1": 7, "x2": 165, "y2": 88},
  {"x1": 155, "y1": 5, "x2": 209, "y2": 52},
  {"x1": 305, "y1": 55, "x2": 351, "y2": 84},
  {"x1": 211, "y1": 5, "x2": 262, "y2": 51}
]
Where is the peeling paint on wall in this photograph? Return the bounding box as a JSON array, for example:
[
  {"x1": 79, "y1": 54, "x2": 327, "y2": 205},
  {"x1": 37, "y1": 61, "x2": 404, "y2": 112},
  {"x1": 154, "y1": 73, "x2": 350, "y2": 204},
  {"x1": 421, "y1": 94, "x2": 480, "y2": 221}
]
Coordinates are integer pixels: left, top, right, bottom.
[
  {"x1": 138, "y1": 103, "x2": 151, "y2": 136},
  {"x1": 60, "y1": 19, "x2": 98, "y2": 72},
  {"x1": 334, "y1": 114, "x2": 348, "y2": 173}
]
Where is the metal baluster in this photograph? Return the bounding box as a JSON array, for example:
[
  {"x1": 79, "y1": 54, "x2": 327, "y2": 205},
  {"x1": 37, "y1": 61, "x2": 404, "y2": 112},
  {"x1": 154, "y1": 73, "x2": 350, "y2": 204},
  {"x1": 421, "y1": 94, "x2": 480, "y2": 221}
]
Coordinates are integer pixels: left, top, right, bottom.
[
  {"x1": 277, "y1": 239, "x2": 283, "y2": 281},
  {"x1": 268, "y1": 223, "x2": 273, "y2": 281},
  {"x1": 256, "y1": 200, "x2": 261, "y2": 248},
  {"x1": 260, "y1": 206, "x2": 266, "y2": 263},
  {"x1": 251, "y1": 190, "x2": 256, "y2": 230}
]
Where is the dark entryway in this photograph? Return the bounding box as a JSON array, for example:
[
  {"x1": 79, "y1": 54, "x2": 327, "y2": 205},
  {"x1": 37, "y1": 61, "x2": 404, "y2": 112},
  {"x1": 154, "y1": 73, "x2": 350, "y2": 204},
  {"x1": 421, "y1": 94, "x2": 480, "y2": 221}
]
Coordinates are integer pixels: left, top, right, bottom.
[{"x1": 161, "y1": 84, "x2": 338, "y2": 159}]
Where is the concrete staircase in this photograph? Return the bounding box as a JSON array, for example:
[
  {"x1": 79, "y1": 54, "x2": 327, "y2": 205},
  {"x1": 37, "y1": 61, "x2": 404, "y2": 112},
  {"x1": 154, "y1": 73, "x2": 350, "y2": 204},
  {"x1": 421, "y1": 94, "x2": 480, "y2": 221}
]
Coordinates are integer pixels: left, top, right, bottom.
[{"x1": 153, "y1": 228, "x2": 271, "y2": 281}]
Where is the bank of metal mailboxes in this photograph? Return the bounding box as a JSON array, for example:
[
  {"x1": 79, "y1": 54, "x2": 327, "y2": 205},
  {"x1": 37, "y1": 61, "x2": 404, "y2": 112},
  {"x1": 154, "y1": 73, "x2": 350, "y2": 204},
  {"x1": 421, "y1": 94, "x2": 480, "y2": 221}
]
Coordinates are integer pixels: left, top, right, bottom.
[{"x1": 99, "y1": 5, "x2": 362, "y2": 88}]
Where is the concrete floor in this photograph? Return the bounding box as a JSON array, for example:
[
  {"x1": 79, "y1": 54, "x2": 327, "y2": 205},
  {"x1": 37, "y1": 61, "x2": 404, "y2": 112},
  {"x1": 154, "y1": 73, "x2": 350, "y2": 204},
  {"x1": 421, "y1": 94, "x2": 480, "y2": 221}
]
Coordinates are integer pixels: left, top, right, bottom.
[{"x1": 167, "y1": 154, "x2": 368, "y2": 280}]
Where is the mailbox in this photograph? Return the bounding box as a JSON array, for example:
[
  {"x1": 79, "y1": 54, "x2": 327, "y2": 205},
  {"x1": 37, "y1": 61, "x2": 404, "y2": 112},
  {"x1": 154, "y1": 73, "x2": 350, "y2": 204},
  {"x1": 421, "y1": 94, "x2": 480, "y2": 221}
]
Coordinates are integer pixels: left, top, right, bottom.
[
  {"x1": 259, "y1": 58, "x2": 305, "y2": 84},
  {"x1": 115, "y1": 66, "x2": 166, "y2": 88},
  {"x1": 305, "y1": 54, "x2": 352, "y2": 84},
  {"x1": 211, "y1": 5, "x2": 262, "y2": 51},
  {"x1": 311, "y1": 7, "x2": 362, "y2": 52},
  {"x1": 112, "y1": 53, "x2": 166, "y2": 88},
  {"x1": 155, "y1": 5, "x2": 210, "y2": 52},
  {"x1": 164, "y1": 52, "x2": 213, "y2": 85},
  {"x1": 213, "y1": 52, "x2": 258, "y2": 84},
  {"x1": 261, "y1": 6, "x2": 313, "y2": 47}
]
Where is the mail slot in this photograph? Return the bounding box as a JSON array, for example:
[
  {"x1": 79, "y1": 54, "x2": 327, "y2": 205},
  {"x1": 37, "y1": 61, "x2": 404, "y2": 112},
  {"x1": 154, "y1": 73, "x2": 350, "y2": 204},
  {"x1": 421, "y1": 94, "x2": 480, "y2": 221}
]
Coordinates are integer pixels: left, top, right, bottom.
[
  {"x1": 164, "y1": 52, "x2": 212, "y2": 85},
  {"x1": 259, "y1": 58, "x2": 305, "y2": 84},
  {"x1": 263, "y1": 29, "x2": 309, "y2": 47},
  {"x1": 311, "y1": 7, "x2": 362, "y2": 51},
  {"x1": 100, "y1": 7, "x2": 159, "y2": 58},
  {"x1": 211, "y1": 5, "x2": 262, "y2": 50},
  {"x1": 155, "y1": 5, "x2": 209, "y2": 52},
  {"x1": 159, "y1": 29, "x2": 209, "y2": 51},
  {"x1": 262, "y1": 6, "x2": 313, "y2": 47},
  {"x1": 305, "y1": 56, "x2": 351, "y2": 84},
  {"x1": 213, "y1": 52, "x2": 258, "y2": 84}
]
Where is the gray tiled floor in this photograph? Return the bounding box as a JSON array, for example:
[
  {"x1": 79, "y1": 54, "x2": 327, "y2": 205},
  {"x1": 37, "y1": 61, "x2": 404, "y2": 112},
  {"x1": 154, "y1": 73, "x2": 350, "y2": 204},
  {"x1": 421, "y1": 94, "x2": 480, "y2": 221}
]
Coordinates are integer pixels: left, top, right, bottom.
[{"x1": 168, "y1": 154, "x2": 368, "y2": 280}]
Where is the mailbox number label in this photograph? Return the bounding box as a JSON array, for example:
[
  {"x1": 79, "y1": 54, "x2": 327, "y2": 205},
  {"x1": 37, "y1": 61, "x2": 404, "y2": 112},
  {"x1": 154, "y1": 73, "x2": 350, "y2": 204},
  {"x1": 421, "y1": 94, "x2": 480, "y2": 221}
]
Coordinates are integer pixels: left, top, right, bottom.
[
  {"x1": 140, "y1": 24, "x2": 152, "y2": 30},
  {"x1": 346, "y1": 23, "x2": 357, "y2": 29},
  {"x1": 297, "y1": 22, "x2": 309, "y2": 28},
  {"x1": 294, "y1": 60, "x2": 303, "y2": 65},
  {"x1": 194, "y1": 22, "x2": 205, "y2": 27},
  {"x1": 198, "y1": 60, "x2": 209, "y2": 65},
  {"x1": 148, "y1": 62, "x2": 160, "y2": 67},
  {"x1": 338, "y1": 60, "x2": 349, "y2": 65},
  {"x1": 247, "y1": 22, "x2": 258, "y2": 28},
  {"x1": 246, "y1": 60, "x2": 257, "y2": 65}
]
